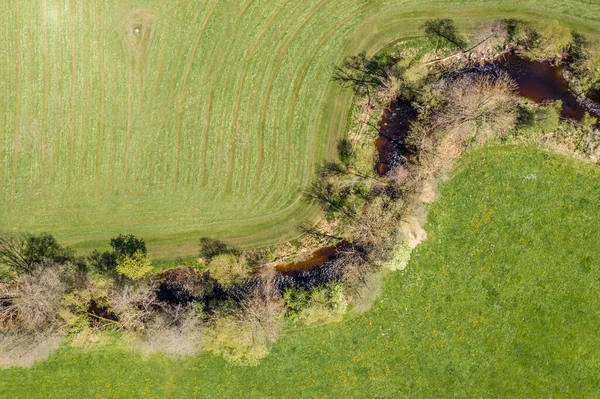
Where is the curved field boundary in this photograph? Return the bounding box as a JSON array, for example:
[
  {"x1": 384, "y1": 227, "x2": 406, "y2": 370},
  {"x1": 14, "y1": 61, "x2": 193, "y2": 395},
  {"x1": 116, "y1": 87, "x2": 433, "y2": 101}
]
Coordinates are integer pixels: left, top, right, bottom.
[{"x1": 0, "y1": 0, "x2": 599, "y2": 259}]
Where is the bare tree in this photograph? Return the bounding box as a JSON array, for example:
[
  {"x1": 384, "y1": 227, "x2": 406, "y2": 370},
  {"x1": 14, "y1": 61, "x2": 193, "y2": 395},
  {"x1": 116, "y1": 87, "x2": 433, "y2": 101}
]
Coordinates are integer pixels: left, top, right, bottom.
[
  {"x1": 111, "y1": 282, "x2": 158, "y2": 332},
  {"x1": 333, "y1": 52, "x2": 402, "y2": 104},
  {"x1": 345, "y1": 196, "x2": 400, "y2": 250},
  {"x1": 304, "y1": 179, "x2": 357, "y2": 220},
  {"x1": 432, "y1": 72, "x2": 519, "y2": 143},
  {"x1": 12, "y1": 266, "x2": 70, "y2": 332},
  {"x1": 238, "y1": 273, "x2": 285, "y2": 346},
  {"x1": 333, "y1": 248, "x2": 374, "y2": 288},
  {"x1": 0, "y1": 234, "x2": 31, "y2": 275}
]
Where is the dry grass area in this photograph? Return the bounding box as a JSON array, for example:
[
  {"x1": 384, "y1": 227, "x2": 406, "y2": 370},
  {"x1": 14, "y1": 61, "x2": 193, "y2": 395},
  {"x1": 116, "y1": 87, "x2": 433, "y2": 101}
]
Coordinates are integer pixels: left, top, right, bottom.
[{"x1": 0, "y1": 331, "x2": 63, "y2": 369}]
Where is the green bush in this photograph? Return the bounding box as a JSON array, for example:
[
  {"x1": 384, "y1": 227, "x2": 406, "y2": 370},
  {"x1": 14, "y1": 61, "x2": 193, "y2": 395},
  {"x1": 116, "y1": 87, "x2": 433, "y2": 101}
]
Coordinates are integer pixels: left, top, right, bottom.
[
  {"x1": 206, "y1": 254, "x2": 250, "y2": 289},
  {"x1": 59, "y1": 277, "x2": 115, "y2": 332},
  {"x1": 517, "y1": 102, "x2": 561, "y2": 134},
  {"x1": 204, "y1": 315, "x2": 269, "y2": 366},
  {"x1": 378, "y1": 235, "x2": 413, "y2": 272},
  {"x1": 116, "y1": 251, "x2": 153, "y2": 281},
  {"x1": 284, "y1": 283, "x2": 348, "y2": 325}
]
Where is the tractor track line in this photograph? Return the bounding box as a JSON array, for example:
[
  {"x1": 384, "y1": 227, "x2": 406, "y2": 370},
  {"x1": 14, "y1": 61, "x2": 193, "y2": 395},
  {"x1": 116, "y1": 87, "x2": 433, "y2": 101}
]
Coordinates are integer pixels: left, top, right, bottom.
[{"x1": 172, "y1": 0, "x2": 219, "y2": 188}]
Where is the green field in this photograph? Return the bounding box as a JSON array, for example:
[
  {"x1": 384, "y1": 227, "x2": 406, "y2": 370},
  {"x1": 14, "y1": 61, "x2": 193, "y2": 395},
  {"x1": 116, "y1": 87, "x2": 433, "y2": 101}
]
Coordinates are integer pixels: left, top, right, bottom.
[
  {"x1": 1, "y1": 145, "x2": 599, "y2": 397},
  {"x1": 2, "y1": 0, "x2": 600, "y2": 258}
]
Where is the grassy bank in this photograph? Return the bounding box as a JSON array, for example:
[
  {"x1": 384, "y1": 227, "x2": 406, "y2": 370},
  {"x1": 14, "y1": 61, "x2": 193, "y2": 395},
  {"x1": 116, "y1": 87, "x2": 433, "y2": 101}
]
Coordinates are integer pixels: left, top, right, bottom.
[
  {"x1": 1, "y1": 0, "x2": 600, "y2": 259},
  {"x1": 2, "y1": 145, "x2": 599, "y2": 398}
]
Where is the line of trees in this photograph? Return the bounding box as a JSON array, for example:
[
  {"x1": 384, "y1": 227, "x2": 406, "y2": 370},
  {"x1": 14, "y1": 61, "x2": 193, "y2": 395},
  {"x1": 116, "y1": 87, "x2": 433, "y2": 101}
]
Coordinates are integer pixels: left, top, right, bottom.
[{"x1": 0, "y1": 229, "x2": 362, "y2": 366}]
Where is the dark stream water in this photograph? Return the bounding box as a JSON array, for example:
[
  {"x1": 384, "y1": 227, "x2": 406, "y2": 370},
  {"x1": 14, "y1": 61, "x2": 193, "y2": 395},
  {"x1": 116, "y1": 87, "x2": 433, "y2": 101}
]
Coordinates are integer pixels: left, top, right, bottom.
[
  {"x1": 275, "y1": 242, "x2": 347, "y2": 275},
  {"x1": 375, "y1": 54, "x2": 600, "y2": 177},
  {"x1": 491, "y1": 53, "x2": 600, "y2": 123}
]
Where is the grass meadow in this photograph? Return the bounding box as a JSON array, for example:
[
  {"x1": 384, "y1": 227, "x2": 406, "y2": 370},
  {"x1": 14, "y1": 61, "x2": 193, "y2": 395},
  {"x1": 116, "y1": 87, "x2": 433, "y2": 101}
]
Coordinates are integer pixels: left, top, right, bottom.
[
  {"x1": 2, "y1": 0, "x2": 600, "y2": 259},
  {"x1": 1, "y1": 145, "x2": 599, "y2": 398}
]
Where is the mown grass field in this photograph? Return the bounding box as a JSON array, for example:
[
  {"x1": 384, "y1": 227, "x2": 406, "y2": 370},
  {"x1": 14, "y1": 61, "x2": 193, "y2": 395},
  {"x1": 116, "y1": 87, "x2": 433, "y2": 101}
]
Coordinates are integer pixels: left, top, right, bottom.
[
  {"x1": 2, "y1": 0, "x2": 600, "y2": 258},
  {"x1": 1, "y1": 145, "x2": 599, "y2": 398}
]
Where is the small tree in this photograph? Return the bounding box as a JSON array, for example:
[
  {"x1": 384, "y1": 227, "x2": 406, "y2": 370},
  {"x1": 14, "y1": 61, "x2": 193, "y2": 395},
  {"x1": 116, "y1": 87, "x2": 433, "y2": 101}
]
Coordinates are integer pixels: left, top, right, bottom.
[
  {"x1": 198, "y1": 238, "x2": 234, "y2": 263},
  {"x1": 565, "y1": 32, "x2": 600, "y2": 92},
  {"x1": 206, "y1": 254, "x2": 250, "y2": 289},
  {"x1": 88, "y1": 250, "x2": 119, "y2": 274},
  {"x1": 333, "y1": 52, "x2": 402, "y2": 102},
  {"x1": 588, "y1": 53, "x2": 600, "y2": 90},
  {"x1": 110, "y1": 234, "x2": 146, "y2": 258},
  {"x1": 89, "y1": 234, "x2": 146, "y2": 274},
  {"x1": 422, "y1": 19, "x2": 467, "y2": 51},
  {"x1": 116, "y1": 251, "x2": 153, "y2": 281},
  {"x1": 345, "y1": 195, "x2": 400, "y2": 250},
  {"x1": 284, "y1": 283, "x2": 348, "y2": 325},
  {"x1": 0, "y1": 233, "x2": 75, "y2": 275},
  {"x1": 526, "y1": 20, "x2": 571, "y2": 60}
]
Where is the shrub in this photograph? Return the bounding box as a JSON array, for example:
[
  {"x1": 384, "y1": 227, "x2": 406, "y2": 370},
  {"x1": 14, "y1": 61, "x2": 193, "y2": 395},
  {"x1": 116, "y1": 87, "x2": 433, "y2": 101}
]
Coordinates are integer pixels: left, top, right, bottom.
[
  {"x1": 88, "y1": 250, "x2": 118, "y2": 274},
  {"x1": 206, "y1": 254, "x2": 250, "y2": 289},
  {"x1": 204, "y1": 315, "x2": 269, "y2": 366},
  {"x1": 284, "y1": 283, "x2": 348, "y2": 325},
  {"x1": 351, "y1": 142, "x2": 378, "y2": 178},
  {"x1": 204, "y1": 275, "x2": 284, "y2": 365},
  {"x1": 116, "y1": 251, "x2": 153, "y2": 281},
  {"x1": 59, "y1": 277, "x2": 115, "y2": 331},
  {"x1": 517, "y1": 102, "x2": 561, "y2": 134},
  {"x1": 506, "y1": 19, "x2": 571, "y2": 60}
]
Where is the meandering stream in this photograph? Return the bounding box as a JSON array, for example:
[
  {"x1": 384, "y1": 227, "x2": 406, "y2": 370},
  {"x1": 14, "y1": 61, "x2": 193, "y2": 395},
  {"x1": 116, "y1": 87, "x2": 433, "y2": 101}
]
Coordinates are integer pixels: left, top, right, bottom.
[{"x1": 280, "y1": 54, "x2": 600, "y2": 277}]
